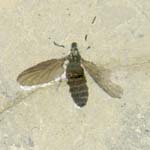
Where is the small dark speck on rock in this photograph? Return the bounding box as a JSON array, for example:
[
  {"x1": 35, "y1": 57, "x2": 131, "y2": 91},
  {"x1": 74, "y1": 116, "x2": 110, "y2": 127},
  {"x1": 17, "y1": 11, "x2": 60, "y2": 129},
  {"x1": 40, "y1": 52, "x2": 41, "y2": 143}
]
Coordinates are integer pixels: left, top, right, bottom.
[
  {"x1": 92, "y1": 16, "x2": 96, "y2": 24},
  {"x1": 138, "y1": 34, "x2": 144, "y2": 38},
  {"x1": 66, "y1": 8, "x2": 71, "y2": 16},
  {"x1": 85, "y1": 34, "x2": 88, "y2": 41},
  {"x1": 145, "y1": 129, "x2": 150, "y2": 132},
  {"x1": 121, "y1": 103, "x2": 126, "y2": 108},
  {"x1": 86, "y1": 46, "x2": 91, "y2": 50}
]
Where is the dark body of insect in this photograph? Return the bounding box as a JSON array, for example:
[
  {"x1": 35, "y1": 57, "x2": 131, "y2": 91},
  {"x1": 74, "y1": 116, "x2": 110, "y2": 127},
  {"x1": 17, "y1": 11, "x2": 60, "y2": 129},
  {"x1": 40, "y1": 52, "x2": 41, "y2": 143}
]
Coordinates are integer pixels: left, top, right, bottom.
[{"x1": 66, "y1": 43, "x2": 88, "y2": 107}]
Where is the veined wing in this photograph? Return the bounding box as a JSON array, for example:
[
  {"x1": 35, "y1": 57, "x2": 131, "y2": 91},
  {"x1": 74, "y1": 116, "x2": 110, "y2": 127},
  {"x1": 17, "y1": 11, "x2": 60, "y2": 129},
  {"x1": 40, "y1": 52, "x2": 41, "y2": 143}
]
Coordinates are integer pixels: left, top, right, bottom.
[
  {"x1": 81, "y1": 59, "x2": 123, "y2": 98},
  {"x1": 17, "y1": 58, "x2": 65, "y2": 86}
]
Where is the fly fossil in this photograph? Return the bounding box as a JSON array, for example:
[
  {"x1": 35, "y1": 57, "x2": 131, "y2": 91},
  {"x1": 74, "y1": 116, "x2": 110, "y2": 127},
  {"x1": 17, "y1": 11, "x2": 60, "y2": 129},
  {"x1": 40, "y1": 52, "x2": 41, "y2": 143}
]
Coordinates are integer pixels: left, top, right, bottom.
[{"x1": 17, "y1": 42, "x2": 123, "y2": 107}]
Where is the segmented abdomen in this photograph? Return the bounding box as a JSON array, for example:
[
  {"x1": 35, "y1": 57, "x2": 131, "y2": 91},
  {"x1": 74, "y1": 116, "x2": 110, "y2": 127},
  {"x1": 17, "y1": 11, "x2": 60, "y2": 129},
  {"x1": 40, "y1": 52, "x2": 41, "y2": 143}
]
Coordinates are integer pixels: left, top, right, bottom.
[{"x1": 66, "y1": 63, "x2": 88, "y2": 107}]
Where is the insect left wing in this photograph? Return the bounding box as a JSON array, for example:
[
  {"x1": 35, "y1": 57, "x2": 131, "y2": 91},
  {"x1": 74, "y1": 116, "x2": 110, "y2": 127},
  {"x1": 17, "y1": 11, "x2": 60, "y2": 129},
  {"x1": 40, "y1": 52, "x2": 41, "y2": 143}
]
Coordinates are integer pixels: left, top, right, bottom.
[
  {"x1": 81, "y1": 59, "x2": 123, "y2": 98},
  {"x1": 17, "y1": 58, "x2": 65, "y2": 86}
]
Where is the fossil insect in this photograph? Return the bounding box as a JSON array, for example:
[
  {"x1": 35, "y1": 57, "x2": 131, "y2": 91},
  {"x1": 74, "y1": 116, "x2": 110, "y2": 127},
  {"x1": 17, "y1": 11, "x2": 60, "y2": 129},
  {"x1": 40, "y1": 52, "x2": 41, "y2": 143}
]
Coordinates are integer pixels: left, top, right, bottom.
[{"x1": 17, "y1": 42, "x2": 123, "y2": 107}]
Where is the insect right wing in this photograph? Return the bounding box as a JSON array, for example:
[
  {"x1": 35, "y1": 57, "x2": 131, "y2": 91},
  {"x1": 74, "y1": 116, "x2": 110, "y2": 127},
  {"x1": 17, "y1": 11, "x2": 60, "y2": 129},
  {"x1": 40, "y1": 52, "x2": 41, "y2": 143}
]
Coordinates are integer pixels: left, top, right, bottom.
[
  {"x1": 17, "y1": 58, "x2": 65, "y2": 86},
  {"x1": 81, "y1": 59, "x2": 123, "y2": 98}
]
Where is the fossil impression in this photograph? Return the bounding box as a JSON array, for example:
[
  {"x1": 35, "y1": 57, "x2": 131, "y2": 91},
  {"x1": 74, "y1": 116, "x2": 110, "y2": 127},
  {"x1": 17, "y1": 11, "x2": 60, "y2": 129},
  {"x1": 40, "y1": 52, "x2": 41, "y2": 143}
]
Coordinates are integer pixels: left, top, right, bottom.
[{"x1": 17, "y1": 42, "x2": 123, "y2": 107}]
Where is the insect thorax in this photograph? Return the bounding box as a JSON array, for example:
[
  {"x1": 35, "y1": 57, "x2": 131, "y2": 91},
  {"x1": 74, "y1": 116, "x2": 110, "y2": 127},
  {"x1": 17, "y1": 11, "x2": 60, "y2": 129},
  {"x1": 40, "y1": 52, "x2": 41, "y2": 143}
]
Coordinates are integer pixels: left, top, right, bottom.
[{"x1": 67, "y1": 42, "x2": 81, "y2": 63}]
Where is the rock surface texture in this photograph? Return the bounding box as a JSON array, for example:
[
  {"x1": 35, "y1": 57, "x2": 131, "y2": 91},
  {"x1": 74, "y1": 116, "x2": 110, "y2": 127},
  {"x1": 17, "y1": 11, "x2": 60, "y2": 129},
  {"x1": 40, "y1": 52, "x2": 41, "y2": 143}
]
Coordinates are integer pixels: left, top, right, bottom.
[{"x1": 0, "y1": 0, "x2": 150, "y2": 150}]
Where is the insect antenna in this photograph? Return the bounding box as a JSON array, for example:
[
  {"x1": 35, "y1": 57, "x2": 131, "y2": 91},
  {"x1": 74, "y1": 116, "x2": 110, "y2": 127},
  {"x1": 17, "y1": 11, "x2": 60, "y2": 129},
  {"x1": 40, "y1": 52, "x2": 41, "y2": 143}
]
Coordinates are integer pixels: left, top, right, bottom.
[{"x1": 53, "y1": 41, "x2": 65, "y2": 48}]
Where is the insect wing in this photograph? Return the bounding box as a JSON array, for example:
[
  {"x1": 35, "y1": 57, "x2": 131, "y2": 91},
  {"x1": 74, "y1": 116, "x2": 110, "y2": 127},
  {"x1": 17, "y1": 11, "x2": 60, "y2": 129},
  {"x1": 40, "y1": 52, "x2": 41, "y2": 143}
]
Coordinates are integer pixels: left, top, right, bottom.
[
  {"x1": 17, "y1": 58, "x2": 65, "y2": 86},
  {"x1": 81, "y1": 59, "x2": 123, "y2": 98}
]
